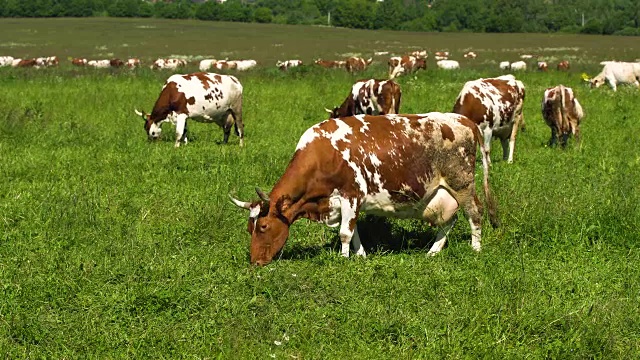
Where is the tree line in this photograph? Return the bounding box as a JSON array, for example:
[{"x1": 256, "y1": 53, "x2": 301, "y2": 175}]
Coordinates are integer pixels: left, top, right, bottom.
[{"x1": 1, "y1": 0, "x2": 639, "y2": 36}]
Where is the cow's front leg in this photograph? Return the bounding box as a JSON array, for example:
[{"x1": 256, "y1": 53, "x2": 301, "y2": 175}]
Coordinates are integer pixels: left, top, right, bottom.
[
  {"x1": 174, "y1": 114, "x2": 188, "y2": 147},
  {"x1": 339, "y1": 200, "x2": 360, "y2": 257},
  {"x1": 482, "y1": 128, "x2": 493, "y2": 166}
]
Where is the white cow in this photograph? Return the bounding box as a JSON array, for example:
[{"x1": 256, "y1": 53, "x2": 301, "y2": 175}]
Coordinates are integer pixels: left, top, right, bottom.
[
  {"x1": 0, "y1": 56, "x2": 14, "y2": 67},
  {"x1": 509, "y1": 61, "x2": 527, "y2": 71},
  {"x1": 437, "y1": 60, "x2": 460, "y2": 70},
  {"x1": 276, "y1": 59, "x2": 302, "y2": 70},
  {"x1": 234, "y1": 59, "x2": 257, "y2": 71},
  {"x1": 589, "y1": 62, "x2": 640, "y2": 91},
  {"x1": 199, "y1": 59, "x2": 218, "y2": 72},
  {"x1": 87, "y1": 60, "x2": 111, "y2": 68},
  {"x1": 499, "y1": 61, "x2": 511, "y2": 70}
]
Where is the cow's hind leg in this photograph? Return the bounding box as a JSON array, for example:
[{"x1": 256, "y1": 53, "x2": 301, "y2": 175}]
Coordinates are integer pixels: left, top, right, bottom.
[
  {"x1": 350, "y1": 226, "x2": 366, "y2": 257},
  {"x1": 338, "y1": 200, "x2": 360, "y2": 258},
  {"x1": 230, "y1": 110, "x2": 245, "y2": 147},
  {"x1": 427, "y1": 217, "x2": 457, "y2": 256},
  {"x1": 463, "y1": 195, "x2": 483, "y2": 252},
  {"x1": 549, "y1": 126, "x2": 558, "y2": 147}
]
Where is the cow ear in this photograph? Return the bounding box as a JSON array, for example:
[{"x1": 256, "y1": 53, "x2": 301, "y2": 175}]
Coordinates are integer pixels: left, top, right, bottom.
[{"x1": 275, "y1": 195, "x2": 293, "y2": 214}]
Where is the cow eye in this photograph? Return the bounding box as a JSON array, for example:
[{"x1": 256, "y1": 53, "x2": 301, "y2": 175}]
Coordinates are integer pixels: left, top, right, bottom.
[{"x1": 259, "y1": 223, "x2": 269, "y2": 232}]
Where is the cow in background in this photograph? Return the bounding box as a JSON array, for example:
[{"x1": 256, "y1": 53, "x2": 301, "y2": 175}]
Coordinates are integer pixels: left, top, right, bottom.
[
  {"x1": 326, "y1": 79, "x2": 401, "y2": 118},
  {"x1": 230, "y1": 113, "x2": 499, "y2": 265},
  {"x1": 345, "y1": 57, "x2": 372, "y2": 73},
  {"x1": 199, "y1": 59, "x2": 217, "y2": 72},
  {"x1": 542, "y1": 85, "x2": 584, "y2": 147},
  {"x1": 72, "y1": 58, "x2": 87, "y2": 66},
  {"x1": 388, "y1": 56, "x2": 426, "y2": 78},
  {"x1": 277, "y1": 59, "x2": 303, "y2": 70},
  {"x1": 437, "y1": 60, "x2": 460, "y2": 70},
  {"x1": 452, "y1": 74, "x2": 526, "y2": 164},
  {"x1": 537, "y1": 61, "x2": 548, "y2": 71},
  {"x1": 135, "y1": 72, "x2": 244, "y2": 147},
  {"x1": 315, "y1": 59, "x2": 346, "y2": 69},
  {"x1": 557, "y1": 60, "x2": 570, "y2": 71},
  {"x1": 126, "y1": 58, "x2": 141, "y2": 68}
]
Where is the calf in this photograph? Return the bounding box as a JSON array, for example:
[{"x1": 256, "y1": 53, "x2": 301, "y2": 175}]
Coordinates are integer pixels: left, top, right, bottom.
[
  {"x1": 452, "y1": 74, "x2": 526, "y2": 164},
  {"x1": 230, "y1": 113, "x2": 498, "y2": 265},
  {"x1": 388, "y1": 55, "x2": 426, "y2": 78},
  {"x1": 345, "y1": 57, "x2": 372, "y2": 73},
  {"x1": 326, "y1": 79, "x2": 401, "y2": 118},
  {"x1": 134, "y1": 72, "x2": 244, "y2": 147},
  {"x1": 542, "y1": 85, "x2": 584, "y2": 147},
  {"x1": 589, "y1": 61, "x2": 640, "y2": 91}
]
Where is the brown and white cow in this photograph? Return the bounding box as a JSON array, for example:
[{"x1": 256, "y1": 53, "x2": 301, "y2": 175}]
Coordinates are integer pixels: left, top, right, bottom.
[
  {"x1": 13, "y1": 59, "x2": 37, "y2": 67},
  {"x1": 0, "y1": 56, "x2": 14, "y2": 67},
  {"x1": 463, "y1": 51, "x2": 477, "y2": 59},
  {"x1": 452, "y1": 74, "x2": 526, "y2": 164},
  {"x1": 71, "y1": 58, "x2": 87, "y2": 66},
  {"x1": 199, "y1": 59, "x2": 217, "y2": 72},
  {"x1": 314, "y1": 59, "x2": 346, "y2": 69},
  {"x1": 36, "y1": 56, "x2": 58, "y2": 67},
  {"x1": 326, "y1": 79, "x2": 401, "y2": 118},
  {"x1": 410, "y1": 50, "x2": 428, "y2": 58},
  {"x1": 152, "y1": 58, "x2": 187, "y2": 70},
  {"x1": 277, "y1": 59, "x2": 303, "y2": 70},
  {"x1": 126, "y1": 58, "x2": 141, "y2": 68},
  {"x1": 542, "y1": 85, "x2": 584, "y2": 147},
  {"x1": 230, "y1": 113, "x2": 499, "y2": 266},
  {"x1": 537, "y1": 61, "x2": 548, "y2": 71},
  {"x1": 388, "y1": 55, "x2": 426, "y2": 78},
  {"x1": 556, "y1": 60, "x2": 570, "y2": 71},
  {"x1": 110, "y1": 58, "x2": 124, "y2": 68},
  {"x1": 134, "y1": 72, "x2": 244, "y2": 147},
  {"x1": 434, "y1": 51, "x2": 449, "y2": 60},
  {"x1": 345, "y1": 57, "x2": 372, "y2": 73},
  {"x1": 87, "y1": 59, "x2": 111, "y2": 68},
  {"x1": 214, "y1": 60, "x2": 238, "y2": 70}
]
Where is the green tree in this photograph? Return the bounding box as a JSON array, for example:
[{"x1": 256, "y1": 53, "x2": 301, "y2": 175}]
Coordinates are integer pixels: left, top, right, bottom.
[
  {"x1": 253, "y1": 7, "x2": 273, "y2": 23},
  {"x1": 332, "y1": 0, "x2": 375, "y2": 29},
  {"x1": 195, "y1": 1, "x2": 220, "y2": 21},
  {"x1": 374, "y1": 0, "x2": 403, "y2": 30}
]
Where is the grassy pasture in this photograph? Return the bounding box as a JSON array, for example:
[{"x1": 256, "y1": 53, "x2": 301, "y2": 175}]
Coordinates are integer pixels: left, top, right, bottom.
[{"x1": 1, "y1": 19, "x2": 640, "y2": 358}]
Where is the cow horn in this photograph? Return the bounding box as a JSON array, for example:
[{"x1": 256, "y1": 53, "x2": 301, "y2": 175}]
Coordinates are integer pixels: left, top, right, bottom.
[
  {"x1": 228, "y1": 194, "x2": 252, "y2": 209},
  {"x1": 134, "y1": 109, "x2": 146, "y2": 119},
  {"x1": 325, "y1": 108, "x2": 333, "y2": 114},
  {"x1": 255, "y1": 187, "x2": 270, "y2": 202}
]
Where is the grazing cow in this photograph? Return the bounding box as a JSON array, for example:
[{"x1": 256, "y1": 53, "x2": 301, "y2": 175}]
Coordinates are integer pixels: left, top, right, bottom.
[
  {"x1": 230, "y1": 113, "x2": 499, "y2": 266},
  {"x1": 463, "y1": 51, "x2": 477, "y2": 59},
  {"x1": 345, "y1": 57, "x2": 372, "y2": 73},
  {"x1": 388, "y1": 56, "x2": 426, "y2": 79},
  {"x1": 452, "y1": 74, "x2": 526, "y2": 164},
  {"x1": 557, "y1": 60, "x2": 570, "y2": 71},
  {"x1": 542, "y1": 85, "x2": 584, "y2": 148},
  {"x1": 374, "y1": 51, "x2": 390, "y2": 56},
  {"x1": 152, "y1": 58, "x2": 187, "y2": 70},
  {"x1": 36, "y1": 56, "x2": 58, "y2": 67},
  {"x1": 537, "y1": 61, "x2": 548, "y2": 71},
  {"x1": 314, "y1": 59, "x2": 346, "y2": 69},
  {"x1": 14, "y1": 59, "x2": 37, "y2": 67},
  {"x1": 110, "y1": 58, "x2": 124, "y2": 68},
  {"x1": 199, "y1": 59, "x2": 217, "y2": 72},
  {"x1": 0, "y1": 56, "x2": 14, "y2": 67},
  {"x1": 126, "y1": 58, "x2": 141, "y2": 68},
  {"x1": 509, "y1": 61, "x2": 527, "y2": 71},
  {"x1": 214, "y1": 60, "x2": 238, "y2": 70},
  {"x1": 72, "y1": 58, "x2": 87, "y2": 66},
  {"x1": 234, "y1": 59, "x2": 257, "y2": 71},
  {"x1": 434, "y1": 51, "x2": 449, "y2": 60},
  {"x1": 437, "y1": 60, "x2": 460, "y2": 70},
  {"x1": 588, "y1": 61, "x2": 640, "y2": 91},
  {"x1": 499, "y1": 61, "x2": 511, "y2": 70},
  {"x1": 134, "y1": 72, "x2": 244, "y2": 147},
  {"x1": 326, "y1": 79, "x2": 401, "y2": 118},
  {"x1": 276, "y1": 59, "x2": 303, "y2": 70},
  {"x1": 87, "y1": 60, "x2": 111, "y2": 68},
  {"x1": 410, "y1": 50, "x2": 427, "y2": 58}
]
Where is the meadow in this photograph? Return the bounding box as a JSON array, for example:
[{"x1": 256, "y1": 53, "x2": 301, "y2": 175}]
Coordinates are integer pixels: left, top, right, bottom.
[{"x1": 1, "y1": 18, "x2": 640, "y2": 358}]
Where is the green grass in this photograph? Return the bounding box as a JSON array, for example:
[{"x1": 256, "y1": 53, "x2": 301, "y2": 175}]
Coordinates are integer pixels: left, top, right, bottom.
[{"x1": 1, "y1": 19, "x2": 640, "y2": 358}]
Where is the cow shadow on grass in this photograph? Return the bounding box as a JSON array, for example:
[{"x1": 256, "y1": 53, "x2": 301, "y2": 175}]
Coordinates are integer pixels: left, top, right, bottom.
[{"x1": 281, "y1": 215, "x2": 439, "y2": 261}]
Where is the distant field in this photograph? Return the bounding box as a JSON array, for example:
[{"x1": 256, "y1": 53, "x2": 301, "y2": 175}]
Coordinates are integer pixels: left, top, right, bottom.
[
  {"x1": 1, "y1": 17, "x2": 640, "y2": 72},
  {"x1": 1, "y1": 18, "x2": 640, "y2": 358}
]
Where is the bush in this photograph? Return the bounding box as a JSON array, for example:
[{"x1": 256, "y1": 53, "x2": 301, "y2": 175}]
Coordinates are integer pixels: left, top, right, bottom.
[
  {"x1": 253, "y1": 7, "x2": 272, "y2": 23},
  {"x1": 580, "y1": 19, "x2": 603, "y2": 34},
  {"x1": 613, "y1": 27, "x2": 640, "y2": 36}
]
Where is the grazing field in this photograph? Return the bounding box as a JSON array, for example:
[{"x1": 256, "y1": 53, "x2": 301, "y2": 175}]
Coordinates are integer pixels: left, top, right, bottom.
[{"x1": 1, "y1": 19, "x2": 640, "y2": 358}]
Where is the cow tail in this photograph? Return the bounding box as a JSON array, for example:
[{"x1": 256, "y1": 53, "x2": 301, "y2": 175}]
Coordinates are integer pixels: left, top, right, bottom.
[
  {"x1": 474, "y1": 125, "x2": 499, "y2": 228},
  {"x1": 558, "y1": 85, "x2": 568, "y2": 139}
]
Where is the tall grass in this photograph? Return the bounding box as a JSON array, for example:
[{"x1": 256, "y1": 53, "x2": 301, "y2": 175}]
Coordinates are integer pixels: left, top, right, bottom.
[{"x1": 1, "y1": 20, "x2": 640, "y2": 358}]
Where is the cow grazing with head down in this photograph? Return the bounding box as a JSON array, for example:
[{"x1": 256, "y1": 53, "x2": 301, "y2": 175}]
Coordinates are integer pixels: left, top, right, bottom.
[
  {"x1": 388, "y1": 56, "x2": 426, "y2": 79},
  {"x1": 542, "y1": 85, "x2": 584, "y2": 148},
  {"x1": 134, "y1": 72, "x2": 244, "y2": 147},
  {"x1": 345, "y1": 57, "x2": 372, "y2": 73},
  {"x1": 277, "y1": 59, "x2": 303, "y2": 70},
  {"x1": 452, "y1": 74, "x2": 526, "y2": 164},
  {"x1": 437, "y1": 60, "x2": 460, "y2": 70},
  {"x1": 230, "y1": 113, "x2": 499, "y2": 266},
  {"x1": 326, "y1": 79, "x2": 401, "y2": 118},
  {"x1": 557, "y1": 60, "x2": 570, "y2": 71},
  {"x1": 71, "y1": 58, "x2": 87, "y2": 66},
  {"x1": 152, "y1": 58, "x2": 187, "y2": 70},
  {"x1": 315, "y1": 59, "x2": 346, "y2": 69},
  {"x1": 588, "y1": 61, "x2": 640, "y2": 91},
  {"x1": 126, "y1": 58, "x2": 141, "y2": 68},
  {"x1": 537, "y1": 61, "x2": 548, "y2": 71},
  {"x1": 0, "y1": 56, "x2": 14, "y2": 67},
  {"x1": 199, "y1": 59, "x2": 217, "y2": 72}
]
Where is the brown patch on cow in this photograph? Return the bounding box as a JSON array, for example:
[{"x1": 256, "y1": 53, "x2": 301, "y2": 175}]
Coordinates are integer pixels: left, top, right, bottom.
[
  {"x1": 440, "y1": 124, "x2": 455, "y2": 141},
  {"x1": 204, "y1": 93, "x2": 214, "y2": 101},
  {"x1": 187, "y1": 96, "x2": 196, "y2": 105}
]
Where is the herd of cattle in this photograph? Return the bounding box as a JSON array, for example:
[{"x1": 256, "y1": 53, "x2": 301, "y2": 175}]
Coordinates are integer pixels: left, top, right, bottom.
[{"x1": 3, "y1": 49, "x2": 638, "y2": 265}]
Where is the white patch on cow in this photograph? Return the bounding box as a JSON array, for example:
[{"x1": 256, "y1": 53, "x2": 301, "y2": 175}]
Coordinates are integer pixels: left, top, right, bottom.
[
  {"x1": 296, "y1": 124, "x2": 321, "y2": 150},
  {"x1": 148, "y1": 122, "x2": 162, "y2": 139}
]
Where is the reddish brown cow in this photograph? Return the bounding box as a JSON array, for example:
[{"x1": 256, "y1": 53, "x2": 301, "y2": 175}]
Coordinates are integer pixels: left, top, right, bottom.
[
  {"x1": 345, "y1": 57, "x2": 372, "y2": 73},
  {"x1": 557, "y1": 60, "x2": 570, "y2": 71},
  {"x1": 230, "y1": 113, "x2": 498, "y2": 265},
  {"x1": 326, "y1": 79, "x2": 401, "y2": 118},
  {"x1": 542, "y1": 85, "x2": 584, "y2": 147},
  {"x1": 452, "y1": 74, "x2": 526, "y2": 164},
  {"x1": 16, "y1": 59, "x2": 37, "y2": 67},
  {"x1": 388, "y1": 55, "x2": 426, "y2": 78},
  {"x1": 314, "y1": 59, "x2": 345, "y2": 69},
  {"x1": 537, "y1": 61, "x2": 548, "y2": 71},
  {"x1": 110, "y1": 58, "x2": 124, "y2": 67},
  {"x1": 72, "y1": 58, "x2": 87, "y2": 66}
]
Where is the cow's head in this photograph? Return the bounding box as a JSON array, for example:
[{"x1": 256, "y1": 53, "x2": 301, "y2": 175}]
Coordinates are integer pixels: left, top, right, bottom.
[
  {"x1": 589, "y1": 75, "x2": 604, "y2": 88},
  {"x1": 230, "y1": 188, "x2": 292, "y2": 266},
  {"x1": 134, "y1": 109, "x2": 162, "y2": 140}
]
